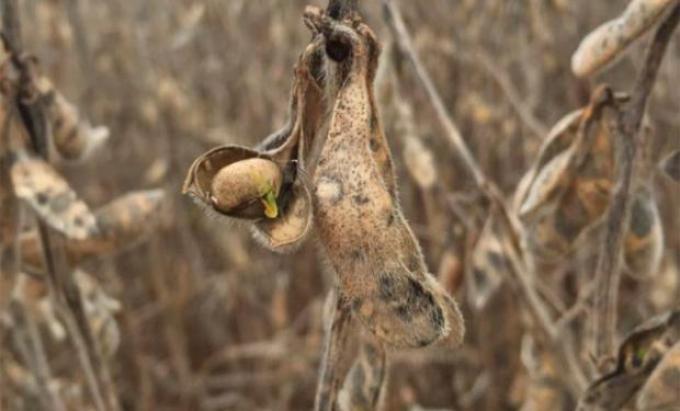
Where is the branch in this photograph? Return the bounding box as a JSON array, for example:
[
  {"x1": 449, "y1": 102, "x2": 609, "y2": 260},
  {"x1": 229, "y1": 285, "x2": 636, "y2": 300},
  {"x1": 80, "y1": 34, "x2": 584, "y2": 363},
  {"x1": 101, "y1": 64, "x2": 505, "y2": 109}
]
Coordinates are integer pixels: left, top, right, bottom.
[
  {"x1": 382, "y1": 0, "x2": 487, "y2": 189},
  {"x1": 591, "y1": 3, "x2": 680, "y2": 365},
  {"x1": 314, "y1": 292, "x2": 352, "y2": 411}
]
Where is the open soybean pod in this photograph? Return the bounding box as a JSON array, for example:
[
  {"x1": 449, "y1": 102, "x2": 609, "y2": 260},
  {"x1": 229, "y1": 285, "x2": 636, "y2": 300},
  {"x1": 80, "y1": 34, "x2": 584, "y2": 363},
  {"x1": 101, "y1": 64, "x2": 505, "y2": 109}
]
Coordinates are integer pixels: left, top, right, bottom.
[
  {"x1": 183, "y1": 40, "x2": 327, "y2": 253},
  {"x1": 35, "y1": 76, "x2": 109, "y2": 161},
  {"x1": 182, "y1": 143, "x2": 314, "y2": 254},
  {"x1": 517, "y1": 88, "x2": 624, "y2": 262},
  {"x1": 577, "y1": 310, "x2": 680, "y2": 411},
  {"x1": 636, "y1": 341, "x2": 680, "y2": 409},
  {"x1": 623, "y1": 187, "x2": 663, "y2": 279},
  {"x1": 20, "y1": 189, "x2": 165, "y2": 268},
  {"x1": 572, "y1": 0, "x2": 678, "y2": 77},
  {"x1": 10, "y1": 151, "x2": 98, "y2": 240},
  {"x1": 514, "y1": 109, "x2": 583, "y2": 219},
  {"x1": 183, "y1": 146, "x2": 285, "y2": 219}
]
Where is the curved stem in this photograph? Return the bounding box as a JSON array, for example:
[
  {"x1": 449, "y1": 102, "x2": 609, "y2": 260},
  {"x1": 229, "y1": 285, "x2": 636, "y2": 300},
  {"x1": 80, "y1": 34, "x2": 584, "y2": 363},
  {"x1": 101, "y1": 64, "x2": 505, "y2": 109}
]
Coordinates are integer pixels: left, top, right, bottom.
[{"x1": 592, "y1": 3, "x2": 680, "y2": 365}]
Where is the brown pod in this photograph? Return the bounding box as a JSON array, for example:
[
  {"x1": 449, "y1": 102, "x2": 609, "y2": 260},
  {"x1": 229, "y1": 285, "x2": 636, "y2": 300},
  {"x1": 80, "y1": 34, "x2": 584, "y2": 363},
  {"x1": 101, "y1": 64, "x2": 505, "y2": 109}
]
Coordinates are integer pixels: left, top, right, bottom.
[
  {"x1": 10, "y1": 152, "x2": 99, "y2": 240},
  {"x1": 306, "y1": 11, "x2": 464, "y2": 349},
  {"x1": 183, "y1": 145, "x2": 279, "y2": 219},
  {"x1": 20, "y1": 189, "x2": 165, "y2": 268},
  {"x1": 183, "y1": 38, "x2": 325, "y2": 253},
  {"x1": 36, "y1": 76, "x2": 109, "y2": 161},
  {"x1": 517, "y1": 88, "x2": 623, "y2": 262},
  {"x1": 513, "y1": 109, "x2": 582, "y2": 214},
  {"x1": 571, "y1": 0, "x2": 676, "y2": 77}
]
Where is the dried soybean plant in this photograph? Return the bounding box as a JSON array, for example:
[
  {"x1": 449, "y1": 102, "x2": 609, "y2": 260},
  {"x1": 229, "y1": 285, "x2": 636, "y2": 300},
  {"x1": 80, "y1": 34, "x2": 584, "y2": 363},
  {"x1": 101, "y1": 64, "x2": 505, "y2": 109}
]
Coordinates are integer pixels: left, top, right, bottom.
[
  {"x1": 383, "y1": 0, "x2": 680, "y2": 409},
  {"x1": 0, "y1": 1, "x2": 165, "y2": 409},
  {"x1": 183, "y1": 1, "x2": 464, "y2": 410}
]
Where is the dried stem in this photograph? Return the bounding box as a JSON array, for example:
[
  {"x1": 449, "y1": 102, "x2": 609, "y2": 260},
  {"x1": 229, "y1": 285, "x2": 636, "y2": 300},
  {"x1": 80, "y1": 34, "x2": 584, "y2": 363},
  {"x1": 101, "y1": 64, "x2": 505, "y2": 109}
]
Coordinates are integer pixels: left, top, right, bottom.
[
  {"x1": 9, "y1": 301, "x2": 68, "y2": 411},
  {"x1": 591, "y1": 3, "x2": 680, "y2": 365},
  {"x1": 1, "y1": 0, "x2": 119, "y2": 409},
  {"x1": 314, "y1": 292, "x2": 352, "y2": 411},
  {"x1": 469, "y1": 51, "x2": 548, "y2": 139},
  {"x1": 382, "y1": 0, "x2": 486, "y2": 190}
]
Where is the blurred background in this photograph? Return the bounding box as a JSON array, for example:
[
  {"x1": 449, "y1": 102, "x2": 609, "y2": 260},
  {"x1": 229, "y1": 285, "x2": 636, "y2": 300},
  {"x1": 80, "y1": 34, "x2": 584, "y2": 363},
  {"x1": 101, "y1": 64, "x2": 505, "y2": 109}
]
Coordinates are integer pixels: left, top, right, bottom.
[{"x1": 1, "y1": 0, "x2": 679, "y2": 410}]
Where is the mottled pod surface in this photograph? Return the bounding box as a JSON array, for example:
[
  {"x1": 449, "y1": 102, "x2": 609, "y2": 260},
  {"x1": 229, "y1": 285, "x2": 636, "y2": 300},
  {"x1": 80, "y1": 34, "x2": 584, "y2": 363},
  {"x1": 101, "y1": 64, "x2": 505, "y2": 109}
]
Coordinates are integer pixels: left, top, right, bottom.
[
  {"x1": 10, "y1": 152, "x2": 99, "y2": 240},
  {"x1": 571, "y1": 0, "x2": 677, "y2": 77},
  {"x1": 517, "y1": 89, "x2": 625, "y2": 262},
  {"x1": 307, "y1": 10, "x2": 464, "y2": 349}
]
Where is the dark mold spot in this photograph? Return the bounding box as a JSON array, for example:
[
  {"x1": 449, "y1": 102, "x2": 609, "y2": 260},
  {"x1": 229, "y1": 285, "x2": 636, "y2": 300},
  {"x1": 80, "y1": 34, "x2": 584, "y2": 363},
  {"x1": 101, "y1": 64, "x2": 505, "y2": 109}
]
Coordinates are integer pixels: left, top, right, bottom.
[
  {"x1": 353, "y1": 194, "x2": 370, "y2": 205},
  {"x1": 487, "y1": 251, "x2": 508, "y2": 270},
  {"x1": 407, "y1": 255, "x2": 420, "y2": 272},
  {"x1": 386, "y1": 213, "x2": 395, "y2": 226},
  {"x1": 369, "y1": 138, "x2": 380, "y2": 152},
  {"x1": 430, "y1": 305, "x2": 445, "y2": 330},
  {"x1": 473, "y1": 268, "x2": 488, "y2": 288},
  {"x1": 378, "y1": 275, "x2": 397, "y2": 301},
  {"x1": 417, "y1": 338, "x2": 432, "y2": 347},
  {"x1": 406, "y1": 278, "x2": 434, "y2": 314},
  {"x1": 351, "y1": 365, "x2": 366, "y2": 401},
  {"x1": 49, "y1": 191, "x2": 72, "y2": 214},
  {"x1": 554, "y1": 207, "x2": 581, "y2": 242},
  {"x1": 630, "y1": 197, "x2": 653, "y2": 238},
  {"x1": 326, "y1": 38, "x2": 351, "y2": 62},
  {"x1": 395, "y1": 304, "x2": 411, "y2": 321},
  {"x1": 36, "y1": 192, "x2": 48, "y2": 205}
]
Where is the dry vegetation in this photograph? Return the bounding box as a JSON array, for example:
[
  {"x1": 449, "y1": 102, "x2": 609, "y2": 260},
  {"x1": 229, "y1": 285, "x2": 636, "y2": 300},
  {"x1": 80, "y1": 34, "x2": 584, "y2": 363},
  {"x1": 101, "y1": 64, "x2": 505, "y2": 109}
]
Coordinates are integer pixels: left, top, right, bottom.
[{"x1": 1, "y1": 0, "x2": 679, "y2": 410}]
